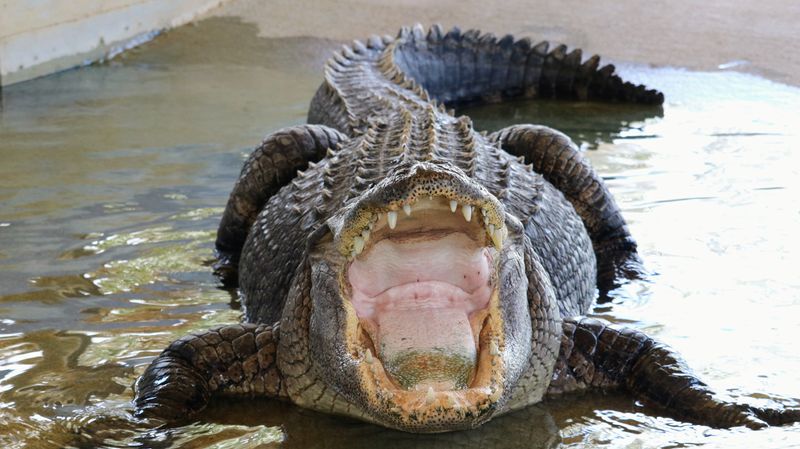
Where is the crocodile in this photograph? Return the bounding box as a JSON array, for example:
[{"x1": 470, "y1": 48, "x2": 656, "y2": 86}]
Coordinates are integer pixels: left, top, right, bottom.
[{"x1": 134, "y1": 24, "x2": 800, "y2": 433}]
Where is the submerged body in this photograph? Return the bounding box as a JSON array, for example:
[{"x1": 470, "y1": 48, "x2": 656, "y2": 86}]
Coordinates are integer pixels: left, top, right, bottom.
[{"x1": 135, "y1": 25, "x2": 799, "y2": 432}]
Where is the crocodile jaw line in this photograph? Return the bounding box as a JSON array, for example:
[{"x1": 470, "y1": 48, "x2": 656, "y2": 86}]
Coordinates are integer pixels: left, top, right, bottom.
[{"x1": 342, "y1": 196, "x2": 506, "y2": 424}]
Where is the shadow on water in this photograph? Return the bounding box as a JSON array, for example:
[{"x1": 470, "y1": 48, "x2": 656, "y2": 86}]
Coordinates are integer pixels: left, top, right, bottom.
[
  {"x1": 39, "y1": 400, "x2": 560, "y2": 449},
  {"x1": 460, "y1": 100, "x2": 664, "y2": 149},
  {"x1": 204, "y1": 400, "x2": 560, "y2": 449},
  {"x1": 1, "y1": 14, "x2": 800, "y2": 449}
]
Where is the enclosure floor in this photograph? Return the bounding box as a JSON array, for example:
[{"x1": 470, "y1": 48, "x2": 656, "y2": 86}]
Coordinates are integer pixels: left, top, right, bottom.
[{"x1": 212, "y1": 0, "x2": 800, "y2": 86}]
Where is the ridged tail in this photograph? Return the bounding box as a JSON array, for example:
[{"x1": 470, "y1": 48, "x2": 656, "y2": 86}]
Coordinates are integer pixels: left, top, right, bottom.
[{"x1": 390, "y1": 24, "x2": 663, "y2": 106}]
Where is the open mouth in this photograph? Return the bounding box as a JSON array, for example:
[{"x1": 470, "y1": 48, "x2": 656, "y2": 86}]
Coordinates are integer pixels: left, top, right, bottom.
[{"x1": 341, "y1": 195, "x2": 507, "y2": 416}]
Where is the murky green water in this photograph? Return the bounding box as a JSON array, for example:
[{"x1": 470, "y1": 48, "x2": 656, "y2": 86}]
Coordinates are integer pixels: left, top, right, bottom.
[{"x1": 1, "y1": 17, "x2": 799, "y2": 448}]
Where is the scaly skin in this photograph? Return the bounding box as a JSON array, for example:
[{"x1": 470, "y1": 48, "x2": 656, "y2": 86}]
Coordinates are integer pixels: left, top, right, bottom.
[
  {"x1": 135, "y1": 324, "x2": 285, "y2": 420},
  {"x1": 134, "y1": 24, "x2": 799, "y2": 432}
]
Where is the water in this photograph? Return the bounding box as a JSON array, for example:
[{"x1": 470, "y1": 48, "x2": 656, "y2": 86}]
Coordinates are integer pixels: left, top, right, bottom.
[{"x1": 1, "y1": 17, "x2": 799, "y2": 448}]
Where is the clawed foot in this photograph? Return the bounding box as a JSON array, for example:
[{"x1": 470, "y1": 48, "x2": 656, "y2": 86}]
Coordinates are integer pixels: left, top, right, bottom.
[
  {"x1": 631, "y1": 343, "x2": 800, "y2": 430},
  {"x1": 134, "y1": 324, "x2": 283, "y2": 423},
  {"x1": 738, "y1": 402, "x2": 800, "y2": 429},
  {"x1": 134, "y1": 352, "x2": 211, "y2": 422},
  {"x1": 212, "y1": 254, "x2": 238, "y2": 288},
  {"x1": 596, "y1": 253, "x2": 650, "y2": 301}
]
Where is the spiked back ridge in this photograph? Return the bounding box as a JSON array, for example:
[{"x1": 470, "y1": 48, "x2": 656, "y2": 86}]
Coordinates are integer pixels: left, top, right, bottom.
[{"x1": 305, "y1": 23, "x2": 665, "y2": 215}]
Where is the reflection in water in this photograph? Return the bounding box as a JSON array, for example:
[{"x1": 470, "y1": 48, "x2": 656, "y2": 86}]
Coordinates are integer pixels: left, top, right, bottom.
[
  {"x1": 10, "y1": 331, "x2": 130, "y2": 407},
  {"x1": 461, "y1": 100, "x2": 664, "y2": 149},
  {"x1": 0, "y1": 331, "x2": 132, "y2": 446},
  {"x1": 47, "y1": 400, "x2": 560, "y2": 449},
  {"x1": 1, "y1": 16, "x2": 800, "y2": 449},
  {"x1": 203, "y1": 400, "x2": 559, "y2": 449}
]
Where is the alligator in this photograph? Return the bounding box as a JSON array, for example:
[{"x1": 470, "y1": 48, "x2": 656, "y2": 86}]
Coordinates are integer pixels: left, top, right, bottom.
[{"x1": 134, "y1": 24, "x2": 800, "y2": 433}]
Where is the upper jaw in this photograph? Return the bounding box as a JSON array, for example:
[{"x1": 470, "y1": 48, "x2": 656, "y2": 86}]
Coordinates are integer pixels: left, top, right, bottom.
[{"x1": 332, "y1": 162, "x2": 508, "y2": 259}]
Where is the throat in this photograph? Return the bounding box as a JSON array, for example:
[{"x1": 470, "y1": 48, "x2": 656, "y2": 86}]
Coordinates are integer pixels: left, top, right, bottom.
[{"x1": 347, "y1": 230, "x2": 495, "y2": 391}]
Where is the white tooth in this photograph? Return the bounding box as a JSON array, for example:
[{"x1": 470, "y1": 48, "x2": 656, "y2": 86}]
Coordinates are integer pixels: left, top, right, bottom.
[
  {"x1": 403, "y1": 203, "x2": 412, "y2": 216},
  {"x1": 387, "y1": 211, "x2": 398, "y2": 229},
  {"x1": 490, "y1": 339, "x2": 500, "y2": 356},
  {"x1": 426, "y1": 387, "x2": 435, "y2": 405},
  {"x1": 492, "y1": 228, "x2": 504, "y2": 249},
  {"x1": 365, "y1": 348, "x2": 374, "y2": 364},
  {"x1": 445, "y1": 394, "x2": 456, "y2": 407},
  {"x1": 361, "y1": 229, "x2": 370, "y2": 241},
  {"x1": 351, "y1": 250, "x2": 357, "y2": 259},
  {"x1": 449, "y1": 200, "x2": 458, "y2": 213},
  {"x1": 368, "y1": 221, "x2": 374, "y2": 230},
  {"x1": 488, "y1": 224, "x2": 495, "y2": 235},
  {"x1": 354, "y1": 236, "x2": 365, "y2": 254},
  {"x1": 462, "y1": 204, "x2": 472, "y2": 222}
]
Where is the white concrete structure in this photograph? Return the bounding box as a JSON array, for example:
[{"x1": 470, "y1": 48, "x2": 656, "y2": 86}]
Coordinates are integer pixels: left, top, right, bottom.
[{"x1": 0, "y1": 0, "x2": 228, "y2": 86}]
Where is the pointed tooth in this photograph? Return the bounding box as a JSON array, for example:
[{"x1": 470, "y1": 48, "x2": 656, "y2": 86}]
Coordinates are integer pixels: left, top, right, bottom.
[
  {"x1": 365, "y1": 348, "x2": 374, "y2": 364},
  {"x1": 488, "y1": 224, "x2": 495, "y2": 235},
  {"x1": 361, "y1": 229, "x2": 371, "y2": 241},
  {"x1": 403, "y1": 203, "x2": 412, "y2": 216},
  {"x1": 490, "y1": 339, "x2": 500, "y2": 356},
  {"x1": 445, "y1": 393, "x2": 456, "y2": 407},
  {"x1": 387, "y1": 211, "x2": 398, "y2": 229},
  {"x1": 354, "y1": 236, "x2": 365, "y2": 254},
  {"x1": 462, "y1": 204, "x2": 473, "y2": 222},
  {"x1": 449, "y1": 200, "x2": 458, "y2": 213},
  {"x1": 351, "y1": 250, "x2": 357, "y2": 259},
  {"x1": 492, "y1": 228, "x2": 504, "y2": 249},
  {"x1": 426, "y1": 387, "x2": 435, "y2": 405}
]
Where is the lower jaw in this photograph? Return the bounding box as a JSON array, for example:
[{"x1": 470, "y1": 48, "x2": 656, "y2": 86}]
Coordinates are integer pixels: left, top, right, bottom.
[
  {"x1": 357, "y1": 359, "x2": 504, "y2": 432},
  {"x1": 350, "y1": 298, "x2": 506, "y2": 427},
  {"x1": 360, "y1": 305, "x2": 490, "y2": 391}
]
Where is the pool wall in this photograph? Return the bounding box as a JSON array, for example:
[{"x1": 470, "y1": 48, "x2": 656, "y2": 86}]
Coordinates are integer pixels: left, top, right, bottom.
[{"x1": 0, "y1": 0, "x2": 229, "y2": 86}]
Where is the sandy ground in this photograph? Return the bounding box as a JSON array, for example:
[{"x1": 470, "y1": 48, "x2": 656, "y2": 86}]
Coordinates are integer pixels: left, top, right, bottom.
[{"x1": 211, "y1": 0, "x2": 800, "y2": 86}]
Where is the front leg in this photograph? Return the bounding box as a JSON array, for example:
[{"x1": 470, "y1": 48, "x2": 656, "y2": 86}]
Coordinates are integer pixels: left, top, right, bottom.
[
  {"x1": 134, "y1": 323, "x2": 286, "y2": 421},
  {"x1": 215, "y1": 124, "x2": 348, "y2": 284},
  {"x1": 489, "y1": 125, "x2": 643, "y2": 291},
  {"x1": 549, "y1": 317, "x2": 800, "y2": 429}
]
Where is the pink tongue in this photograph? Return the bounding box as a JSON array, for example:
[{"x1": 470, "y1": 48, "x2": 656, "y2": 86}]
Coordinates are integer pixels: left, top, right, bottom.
[{"x1": 375, "y1": 308, "x2": 476, "y2": 390}]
